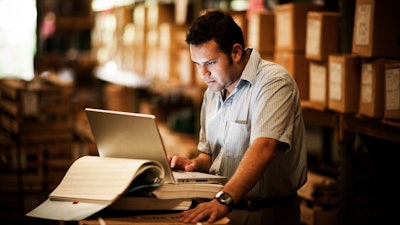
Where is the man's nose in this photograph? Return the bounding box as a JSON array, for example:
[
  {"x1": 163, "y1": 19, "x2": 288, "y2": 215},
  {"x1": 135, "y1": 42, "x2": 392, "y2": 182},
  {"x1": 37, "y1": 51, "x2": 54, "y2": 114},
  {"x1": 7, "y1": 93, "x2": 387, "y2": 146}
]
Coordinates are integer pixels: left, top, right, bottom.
[{"x1": 200, "y1": 65, "x2": 211, "y2": 77}]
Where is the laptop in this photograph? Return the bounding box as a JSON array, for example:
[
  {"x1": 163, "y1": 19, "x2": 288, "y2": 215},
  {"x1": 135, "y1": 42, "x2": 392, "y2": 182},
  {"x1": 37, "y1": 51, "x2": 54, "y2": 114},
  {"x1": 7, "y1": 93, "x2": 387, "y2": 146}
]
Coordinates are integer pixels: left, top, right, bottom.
[{"x1": 85, "y1": 108, "x2": 226, "y2": 184}]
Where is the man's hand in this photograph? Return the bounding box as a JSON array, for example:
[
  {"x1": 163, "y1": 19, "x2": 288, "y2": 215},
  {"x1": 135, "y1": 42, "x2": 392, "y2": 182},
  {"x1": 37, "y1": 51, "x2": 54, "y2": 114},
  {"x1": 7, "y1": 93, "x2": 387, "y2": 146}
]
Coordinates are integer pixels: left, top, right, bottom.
[
  {"x1": 168, "y1": 155, "x2": 195, "y2": 171},
  {"x1": 179, "y1": 199, "x2": 230, "y2": 223}
]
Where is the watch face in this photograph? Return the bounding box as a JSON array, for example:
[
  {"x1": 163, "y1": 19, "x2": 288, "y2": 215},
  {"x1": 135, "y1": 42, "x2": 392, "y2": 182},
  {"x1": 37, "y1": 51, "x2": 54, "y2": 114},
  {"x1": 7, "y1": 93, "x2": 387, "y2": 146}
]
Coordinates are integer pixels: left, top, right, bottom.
[
  {"x1": 220, "y1": 193, "x2": 231, "y2": 202},
  {"x1": 216, "y1": 191, "x2": 233, "y2": 206}
]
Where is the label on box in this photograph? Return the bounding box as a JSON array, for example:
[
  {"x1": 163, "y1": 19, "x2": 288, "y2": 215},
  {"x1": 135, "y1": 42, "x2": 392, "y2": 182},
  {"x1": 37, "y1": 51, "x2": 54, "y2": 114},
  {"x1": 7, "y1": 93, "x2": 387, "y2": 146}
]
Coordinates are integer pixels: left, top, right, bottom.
[
  {"x1": 248, "y1": 14, "x2": 260, "y2": 48},
  {"x1": 385, "y1": 67, "x2": 400, "y2": 110},
  {"x1": 22, "y1": 91, "x2": 38, "y2": 116},
  {"x1": 276, "y1": 11, "x2": 292, "y2": 48},
  {"x1": 178, "y1": 50, "x2": 192, "y2": 85},
  {"x1": 309, "y1": 63, "x2": 326, "y2": 101},
  {"x1": 306, "y1": 18, "x2": 321, "y2": 56},
  {"x1": 361, "y1": 63, "x2": 373, "y2": 103},
  {"x1": 329, "y1": 62, "x2": 343, "y2": 101},
  {"x1": 354, "y1": 4, "x2": 371, "y2": 46}
]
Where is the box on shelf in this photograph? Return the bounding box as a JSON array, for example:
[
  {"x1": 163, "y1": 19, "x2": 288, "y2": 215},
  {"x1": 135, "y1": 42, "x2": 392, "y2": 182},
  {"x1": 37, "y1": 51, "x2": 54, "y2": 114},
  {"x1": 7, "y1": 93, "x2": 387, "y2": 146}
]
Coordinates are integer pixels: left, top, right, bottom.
[
  {"x1": 384, "y1": 61, "x2": 400, "y2": 120},
  {"x1": 103, "y1": 83, "x2": 136, "y2": 112},
  {"x1": 0, "y1": 77, "x2": 75, "y2": 141},
  {"x1": 146, "y1": 2, "x2": 175, "y2": 29},
  {"x1": 298, "y1": 171, "x2": 338, "y2": 205},
  {"x1": 0, "y1": 142, "x2": 45, "y2": 192},
  {"x1": 300, "y1": 200, "x2": 339, "y2": 225},
  {"x1": 260, "y1": 51, "x2": 274, "y2": 61},
  {"x1": 157, "y1": 23, "x2": 190, "y2": 84},
  {"x1": 352, "y1": 0, "x2": 400, "y2": 58},
  {"x1": 177, "y1": 48, "x2": 196, "y2": 86},
  {"x1": 308, "y1": 61, "x2": 329, "y2": 110},
  {"x1": 145, "y1": 28, "x2": 160, "y2": 78},
  {"x1": 328, "y1": 54, "x2": 361, "y2": 113},
  {"x1": 45, "y1": 140, "x2": 82, "y2": 191},
  {"x1": 230, "y1": 10, "x2": 248, "y2": 45},
  {"x1": 275, "y1": 2, "x2": 325, "y2": 51},
  {"x1": 274, "y1": 50, "x2": 309, "y2": 100},
  {"x1": 359, "y1": 58, "x2": 385, "y2": 118},
  {"x1": 247, "y1": 11, "x2": 275, "y2": 52},
  {"x1": 305, "y1": 11, "x2": 340, "y2": 61},
  {"x1": 133, "y1": 3, "x2": 147, "y2": 27},
  {"x1": 133, "y1": 24, "x2": 147, "y2": 75},
  {"x1": 298, "y1": 170, "x2": 339, "y2": 225},
  {"x1": 113, "y1": 5, "x2": 134, "y2": 34}
]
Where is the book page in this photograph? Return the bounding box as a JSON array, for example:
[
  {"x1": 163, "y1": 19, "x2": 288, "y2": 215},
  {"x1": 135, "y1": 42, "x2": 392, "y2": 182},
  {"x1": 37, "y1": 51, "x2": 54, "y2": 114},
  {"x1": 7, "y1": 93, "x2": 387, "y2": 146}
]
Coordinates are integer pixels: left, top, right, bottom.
[
  {"x1": 152, "y1": 183, "x2": 223, "y2": 199},
  {"x1": 49, "y1": 156, "x2": 164, "y2": 204}
]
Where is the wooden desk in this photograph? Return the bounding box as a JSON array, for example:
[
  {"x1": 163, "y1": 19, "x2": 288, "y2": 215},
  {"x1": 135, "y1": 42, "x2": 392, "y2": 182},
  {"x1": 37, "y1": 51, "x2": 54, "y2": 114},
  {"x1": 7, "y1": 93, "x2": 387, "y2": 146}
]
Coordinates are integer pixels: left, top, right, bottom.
[{"x1": 79, "y1": 212, "x2": 230, "y2": 225}]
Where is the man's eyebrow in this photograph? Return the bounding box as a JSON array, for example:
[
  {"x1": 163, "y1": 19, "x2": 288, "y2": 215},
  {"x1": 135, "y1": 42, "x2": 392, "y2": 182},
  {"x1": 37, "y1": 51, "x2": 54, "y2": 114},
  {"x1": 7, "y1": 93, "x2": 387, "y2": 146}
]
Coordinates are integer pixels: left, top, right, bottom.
[{"x1": 192, "y1": 59, "x2": 212, "y2": 65}]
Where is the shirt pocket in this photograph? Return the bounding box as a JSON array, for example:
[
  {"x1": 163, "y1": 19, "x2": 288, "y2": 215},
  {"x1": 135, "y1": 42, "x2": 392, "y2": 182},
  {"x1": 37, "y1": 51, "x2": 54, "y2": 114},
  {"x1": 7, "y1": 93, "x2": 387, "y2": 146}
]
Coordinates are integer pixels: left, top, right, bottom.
[{"x1": 224, "y1": 121, "x2": 250, "y2": 159}]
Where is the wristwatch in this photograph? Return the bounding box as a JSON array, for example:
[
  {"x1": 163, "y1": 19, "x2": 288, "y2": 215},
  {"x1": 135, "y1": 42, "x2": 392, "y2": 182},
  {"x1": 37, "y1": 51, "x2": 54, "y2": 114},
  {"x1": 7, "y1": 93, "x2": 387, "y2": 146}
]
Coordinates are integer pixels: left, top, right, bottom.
[{"x1": 214, "y1": 191, "x2": 234, "y2": 208}]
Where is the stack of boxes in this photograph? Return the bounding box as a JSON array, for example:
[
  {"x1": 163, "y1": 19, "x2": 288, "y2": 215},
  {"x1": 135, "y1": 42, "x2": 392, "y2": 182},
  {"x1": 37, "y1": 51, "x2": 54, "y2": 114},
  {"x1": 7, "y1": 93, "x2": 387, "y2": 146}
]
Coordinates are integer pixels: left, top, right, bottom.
[
  {"x1": 352, "y1": 0, "x2": 400, "y2": 121},
  {"x1": 145, "y1": 2, "x2": 175, "y2": 80},
  {"x1": 247, "y1": 11, "x2": 275, "y2": 61},
  {"x1": 327, "y1": 54, "x2": 361, "y2": 114},
  {"x1": 274, "y1": 3, "x2": 326, "y2": 100},
  {"x1": 133, "y1": 3, "x2": 147, "y2": 76},
  {"x1": 301, "y1": 0, "x2": 400, "y2": 223},
  {"x1": 0, "y1": 77, "x2": 79, "y2": 192},
  {"x1": 306, "y1": 12, "x2": 340, "y2": 111},
  {"x1": 0, "y1": 76, "x2": 82, "y2": 221},
  {"x1": 138, "y1": 1, "x2": 195, "y2": 85},
  {"x1": 298, "y1": 171, "x2": 339, "y2": 225},
  {"x1": 302, "y1": 0, "x2": 400, "y2": 121}
]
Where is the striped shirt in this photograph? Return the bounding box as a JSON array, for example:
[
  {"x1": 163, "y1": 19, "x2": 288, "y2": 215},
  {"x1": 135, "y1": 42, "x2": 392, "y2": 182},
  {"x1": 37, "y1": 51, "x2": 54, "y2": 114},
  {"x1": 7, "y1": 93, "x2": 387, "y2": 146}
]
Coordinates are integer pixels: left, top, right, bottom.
[{"x1": 197, "y1": 48, "x2": 307, "y2": 200}]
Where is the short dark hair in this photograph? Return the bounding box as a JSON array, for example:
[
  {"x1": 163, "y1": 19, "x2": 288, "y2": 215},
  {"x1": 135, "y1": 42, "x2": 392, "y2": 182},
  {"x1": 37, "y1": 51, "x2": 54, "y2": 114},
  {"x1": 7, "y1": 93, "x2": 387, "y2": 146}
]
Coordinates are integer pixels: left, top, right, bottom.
[{"x1": 185, "y1": 10, "x2": 245, "y2": 60}]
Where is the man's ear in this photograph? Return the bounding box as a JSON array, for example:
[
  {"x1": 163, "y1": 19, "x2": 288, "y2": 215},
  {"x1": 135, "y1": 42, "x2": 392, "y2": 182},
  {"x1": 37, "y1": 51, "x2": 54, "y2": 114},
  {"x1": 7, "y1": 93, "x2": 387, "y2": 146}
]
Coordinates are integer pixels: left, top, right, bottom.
[{"x1": 232, "y1": 44, "x2": 243, "y2": 60}]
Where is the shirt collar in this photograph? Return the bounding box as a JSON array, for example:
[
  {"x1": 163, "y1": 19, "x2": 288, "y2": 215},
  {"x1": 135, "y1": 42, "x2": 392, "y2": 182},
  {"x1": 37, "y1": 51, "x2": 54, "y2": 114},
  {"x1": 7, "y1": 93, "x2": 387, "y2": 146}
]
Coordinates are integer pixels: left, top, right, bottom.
[{"x1": 237, "y1": 48, "x2": 260, "y2": 87}]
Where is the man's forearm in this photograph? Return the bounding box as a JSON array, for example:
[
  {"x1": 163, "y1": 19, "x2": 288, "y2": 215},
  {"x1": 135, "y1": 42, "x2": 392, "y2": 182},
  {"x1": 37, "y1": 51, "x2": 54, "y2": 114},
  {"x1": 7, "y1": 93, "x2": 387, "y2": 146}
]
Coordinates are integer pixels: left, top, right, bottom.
[{"x1": 192, "y1": 152, "x2": 213, "y2": 173}]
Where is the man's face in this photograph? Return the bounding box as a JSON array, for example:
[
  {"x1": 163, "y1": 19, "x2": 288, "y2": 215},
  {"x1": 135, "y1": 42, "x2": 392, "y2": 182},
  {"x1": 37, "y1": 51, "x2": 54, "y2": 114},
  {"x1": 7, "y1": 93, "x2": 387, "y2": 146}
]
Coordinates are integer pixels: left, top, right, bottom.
[{"x1": 190, "y1": 40, "x2": 238, "y2": 92}]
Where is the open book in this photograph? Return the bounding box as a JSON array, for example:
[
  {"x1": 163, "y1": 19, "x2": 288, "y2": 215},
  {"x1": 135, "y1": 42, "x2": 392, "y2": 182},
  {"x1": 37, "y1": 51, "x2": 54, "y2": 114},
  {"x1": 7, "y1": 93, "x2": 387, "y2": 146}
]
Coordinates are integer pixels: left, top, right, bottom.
[
  {"x1": 48, "y1": 156, "x2": 164, "y2": 204},
  {"x1": 27, "y1": 155, "x2": 224, "y2": 221}
]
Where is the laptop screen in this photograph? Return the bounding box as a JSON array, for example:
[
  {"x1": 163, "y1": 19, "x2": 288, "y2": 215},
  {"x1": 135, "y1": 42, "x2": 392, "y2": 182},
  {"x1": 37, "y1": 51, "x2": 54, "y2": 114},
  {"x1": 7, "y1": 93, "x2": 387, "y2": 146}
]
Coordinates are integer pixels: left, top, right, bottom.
[{"x1": 85, "y1": 108, "x2": 176, "y2": 183}]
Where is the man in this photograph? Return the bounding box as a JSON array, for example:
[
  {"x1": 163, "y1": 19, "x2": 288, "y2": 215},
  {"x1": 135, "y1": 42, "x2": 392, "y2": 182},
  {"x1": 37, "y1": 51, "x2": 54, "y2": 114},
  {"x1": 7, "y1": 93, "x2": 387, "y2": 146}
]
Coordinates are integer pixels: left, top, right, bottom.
[{"x1": 169, "y1": 10, "x2": 307, "y2": 225}]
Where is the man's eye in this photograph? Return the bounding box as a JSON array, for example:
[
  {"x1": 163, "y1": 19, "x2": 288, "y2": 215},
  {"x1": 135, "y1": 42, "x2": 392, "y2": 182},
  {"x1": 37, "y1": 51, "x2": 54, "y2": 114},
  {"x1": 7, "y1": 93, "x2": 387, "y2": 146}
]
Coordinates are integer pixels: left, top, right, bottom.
[{"x1": 207, "y1": 61, "x2": 216, "y2": 65}]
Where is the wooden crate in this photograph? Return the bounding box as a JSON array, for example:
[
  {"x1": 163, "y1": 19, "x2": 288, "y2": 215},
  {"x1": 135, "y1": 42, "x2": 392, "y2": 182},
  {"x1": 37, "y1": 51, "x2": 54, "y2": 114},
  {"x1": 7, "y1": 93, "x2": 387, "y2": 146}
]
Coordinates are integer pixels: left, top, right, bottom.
[
  {"x1": 0, "y1": 78, "x2": 75, "y2": 142},
  {"x1": 300, "y1": 199, "x2": 339, "y2": 225},
  {"x1": 44, "y1": 140, "x2": 83, "y2": 191},
  {"x1": 298, "y1": 171, "x2": 338, "y2": 206}
]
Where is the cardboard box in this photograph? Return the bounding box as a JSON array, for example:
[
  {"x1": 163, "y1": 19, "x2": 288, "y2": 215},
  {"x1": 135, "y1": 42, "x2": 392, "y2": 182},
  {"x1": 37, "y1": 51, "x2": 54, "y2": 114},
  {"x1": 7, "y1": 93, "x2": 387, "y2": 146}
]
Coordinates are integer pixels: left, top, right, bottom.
[
  {"x1": 352, "y1": 0, "x2": 400, "y2": 58},
  {"x1": 306, "y1": 12, "x2": 340, "y2": 61},
  {"x1": 133, "y1": 3, "x2": 146, "y2": 27},
  {"x1": 308, "y1": 61, "x2": 329, "y2": 110},
  {"x1": 260, "y1": 51, "x2": 274, "y2": 61},
  {"x1": 158, "y1": 23, "x2": 188, "y2": 50},
  {"x1": 384, "y1": 61, "x2": 400, "y2": 120},
  {"x1": 328, "y1": 54, "x2": 361, "y2": 113},
  {"x1": 146, "y1": 2, "x2": 175, "y2": 29},
  {"x1": 298, "y1": 171, "x2": 338, "y2": 205},
  {"x1": 274, "y1": 50, "x2": 309, "y2": 100},
  {"x1": 0, "y1": 78, "x2": 74, "y2": 140},
  {"x1": 230, "y1": 10, "x2": 248, "y2": 45},
  {"x1": 177, "y1": 48, "x2": 196, "y2": 86},
  {"x1": 247, "y1": 11, "x2": 275, "y2": 52},
  {"x1": 133, "y1": 4, "x2": 147, "y2": 75},
  {"x1": 133, "y1": 26, "x2": 147, "y2": 75},
  {"x1": 145, "y1": 28, "x2": 160, "y2": 78},
  {"x1": 157, "y1": 23, "x2": 190, "y2": 84},
  {"x1": 359, "y1": 58, "x2": 385, "y2": 118},
  {"x1": 300, "y1": 200, "x2": 339, "y2": 225},
  {"x1": 275, "y1": 3, "x2": 325, "y2": 51}
]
